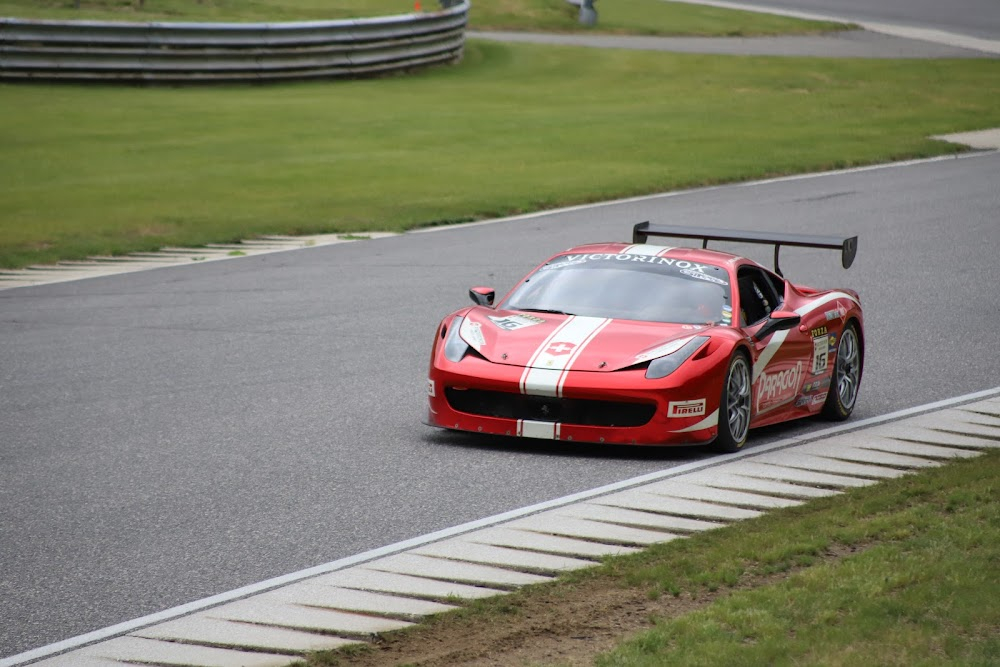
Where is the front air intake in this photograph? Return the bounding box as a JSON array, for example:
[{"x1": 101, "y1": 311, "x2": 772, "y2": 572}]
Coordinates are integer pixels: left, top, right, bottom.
[{"x1": 445, "y1": 388, "x2": 655, "y2": 427}]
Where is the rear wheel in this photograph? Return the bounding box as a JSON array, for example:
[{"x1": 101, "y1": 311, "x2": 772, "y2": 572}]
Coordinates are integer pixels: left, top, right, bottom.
[
  {"x1": 822, "y1": 322, "x2": 862, "y2": 421},
  {"x1": 713, "y1": 352, "x2": 751, "y2": 453}
]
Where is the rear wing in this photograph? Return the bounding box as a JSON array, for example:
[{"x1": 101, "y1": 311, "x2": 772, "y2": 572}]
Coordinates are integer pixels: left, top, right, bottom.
[{"x1": 632, "y1": 222, "x2": 857, "y2": 277}]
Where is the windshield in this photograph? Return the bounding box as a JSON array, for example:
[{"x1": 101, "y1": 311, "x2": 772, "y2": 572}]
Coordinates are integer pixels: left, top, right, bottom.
[{"x1": 502, "y1": 252, "x2": 732, "y2": 325}]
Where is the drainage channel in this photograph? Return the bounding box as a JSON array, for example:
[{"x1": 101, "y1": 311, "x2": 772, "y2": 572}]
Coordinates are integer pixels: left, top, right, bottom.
[{"x1": 6, "y1": 390, "x2": 999, "y2": 667}]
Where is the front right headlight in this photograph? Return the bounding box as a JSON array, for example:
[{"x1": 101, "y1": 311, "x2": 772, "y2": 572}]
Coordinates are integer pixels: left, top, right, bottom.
[{"x1": 443, "y1": 316, "x2": 470, "y2": 362}]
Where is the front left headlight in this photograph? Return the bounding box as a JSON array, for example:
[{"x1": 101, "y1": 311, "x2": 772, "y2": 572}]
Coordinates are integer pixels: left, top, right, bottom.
[{"x1": 645, "y1": 336, "x2": 709, "y2": 379}]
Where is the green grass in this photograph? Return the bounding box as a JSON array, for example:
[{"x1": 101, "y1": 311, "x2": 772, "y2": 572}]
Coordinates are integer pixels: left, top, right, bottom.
[
  {"x1": 594, "y1": 449, "x2": 1000, "y2": 666},
  {"x1": 0, "y1": 0, "x2": 425, "y2": 22},
  {"x1": 2, "y1": 42, "x2": 998, "y2": 268},
  {"x1": 0, "y1": 0, "x2": 847, "y2": 35}
]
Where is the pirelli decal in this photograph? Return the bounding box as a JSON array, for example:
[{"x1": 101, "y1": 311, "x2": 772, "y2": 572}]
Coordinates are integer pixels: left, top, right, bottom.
[
  {"x1": 668, "y1": 399, "x2": 706, "y2": 418},
  {"x1": 520, "y1": 316, "x2": 612, "y2": 397}
]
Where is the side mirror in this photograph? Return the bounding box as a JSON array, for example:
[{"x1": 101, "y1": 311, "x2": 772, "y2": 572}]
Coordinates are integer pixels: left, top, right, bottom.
[
  {"x1": 754, "y1": 310, "x2": 801, "y2": 341},
  {"x1": 469, "y1": 286, "x2": 495, "y2": 307}
]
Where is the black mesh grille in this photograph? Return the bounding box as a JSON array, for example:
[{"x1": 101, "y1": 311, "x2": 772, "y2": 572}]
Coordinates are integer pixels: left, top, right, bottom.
[{"x1": 445, "y1": 388, "x2": 655, "y2": 427}]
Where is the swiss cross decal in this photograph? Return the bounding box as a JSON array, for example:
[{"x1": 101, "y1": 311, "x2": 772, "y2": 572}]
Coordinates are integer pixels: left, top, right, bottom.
[{"x1": 547, "y1": 341, "x2": 576, "y2": 356}]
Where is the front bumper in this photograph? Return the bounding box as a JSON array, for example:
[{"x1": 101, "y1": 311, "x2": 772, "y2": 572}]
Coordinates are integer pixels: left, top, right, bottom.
[{"x1": 426, "y1": 353, "x2": 723, "y2": 446}]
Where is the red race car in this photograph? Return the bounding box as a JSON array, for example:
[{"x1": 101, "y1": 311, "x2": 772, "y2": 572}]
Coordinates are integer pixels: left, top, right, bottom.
[{"x1": 426, "y1": 223, "x2": 863, "y2": 451}]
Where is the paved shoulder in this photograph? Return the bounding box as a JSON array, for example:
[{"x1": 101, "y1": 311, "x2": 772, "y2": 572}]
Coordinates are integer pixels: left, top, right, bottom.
[{"x1": 469, "y1": 30, "x2": 997, "y2": 58}]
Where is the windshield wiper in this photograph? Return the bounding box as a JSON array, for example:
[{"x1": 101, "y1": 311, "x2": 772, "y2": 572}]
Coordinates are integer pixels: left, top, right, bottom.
[{"x1": 517, "y1": 308, "x2": 575, "y2": 316}]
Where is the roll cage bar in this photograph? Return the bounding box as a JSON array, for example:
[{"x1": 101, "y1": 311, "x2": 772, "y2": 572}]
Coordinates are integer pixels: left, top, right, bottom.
[{"x1": 632, "y1": 222, "x2": 857, "y2": 277}]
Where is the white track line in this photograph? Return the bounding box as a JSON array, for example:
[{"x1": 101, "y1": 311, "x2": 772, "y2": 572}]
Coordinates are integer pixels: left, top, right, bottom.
[
  {"x1": 0, "y1": 233, "x2": 398, "y2": 292},
  {"x1": 5, "y1": 149, "x2": 997, "y2": 294},
  {"x1": 411, "y1": 150, "x2": 999, "y2": 234}
]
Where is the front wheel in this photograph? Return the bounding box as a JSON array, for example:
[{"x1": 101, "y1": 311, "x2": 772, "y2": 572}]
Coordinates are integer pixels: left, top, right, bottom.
[
  {"x1": 821, "y1": 322, "x2": 862, "y2": 421},
  {"x1": 712, "y1": 352, "x2": 751, "y2": 453}
]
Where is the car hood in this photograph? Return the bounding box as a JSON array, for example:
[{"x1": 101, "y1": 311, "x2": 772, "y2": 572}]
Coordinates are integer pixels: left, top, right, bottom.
[{"x1": 460, "y1": 308, "x2": 714, "y2": 372}]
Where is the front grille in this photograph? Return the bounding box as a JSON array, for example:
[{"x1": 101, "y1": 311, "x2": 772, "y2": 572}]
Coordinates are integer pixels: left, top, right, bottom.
[{"x1": 445, "y1": 388, "x2": 655, "y2": 427}]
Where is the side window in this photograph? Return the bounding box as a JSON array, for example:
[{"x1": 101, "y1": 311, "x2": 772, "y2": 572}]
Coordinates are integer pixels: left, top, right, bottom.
[
  {"x1": 737, "y1": 267, "x2": 780, "y2": 326},
  {"x1": 761, "y1": 269, "x2": 785, "y2": 308}
]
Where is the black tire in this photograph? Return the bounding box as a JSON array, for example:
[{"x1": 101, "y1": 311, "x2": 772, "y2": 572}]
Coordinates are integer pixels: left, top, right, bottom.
[
  {"x1": 712, "y1": 352, "x2": 751, "y2": 453},
  {"x1": 821, "y1": 321, "x2": 862, "y2": 421}
]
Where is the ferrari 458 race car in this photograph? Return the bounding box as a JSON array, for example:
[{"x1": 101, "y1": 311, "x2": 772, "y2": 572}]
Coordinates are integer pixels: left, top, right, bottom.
[{"x1": 426, "y1": 223, "x2": 863, "y2": 451}]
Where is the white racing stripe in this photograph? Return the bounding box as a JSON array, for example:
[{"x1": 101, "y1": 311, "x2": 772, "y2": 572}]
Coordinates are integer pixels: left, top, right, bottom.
[
  {"x1": 520, "y1": 316, "x2": 611, "y2": 397},
  {"x1": 669, "y1": 409, "x2": 720, "y2": 433},
  {"x1": 621, "y1": 244, "x2": 674, "y2": 256}
]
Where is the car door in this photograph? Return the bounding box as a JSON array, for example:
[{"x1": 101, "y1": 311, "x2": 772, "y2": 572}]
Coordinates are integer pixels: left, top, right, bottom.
[{"x1": 736, "y1": 265, "x2": 809, "y2": 423}]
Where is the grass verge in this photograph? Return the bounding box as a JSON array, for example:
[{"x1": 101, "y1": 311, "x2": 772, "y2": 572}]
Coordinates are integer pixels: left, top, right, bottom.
[
  {"x1": 0, "y1": 0, "x2": 433, "y2": 22},
  {"x1": 0, "y1": 0, "x2": 847, "y2": 35},
  {"x1": 298, "y1": 447, "x2": 1000, "y2": 666},
  {"x1": 2, "y1": 43, "x2": 998, "y2": 268},
  {"x1": 469, "y1": 0, "x2": 847, "y2": 36}
]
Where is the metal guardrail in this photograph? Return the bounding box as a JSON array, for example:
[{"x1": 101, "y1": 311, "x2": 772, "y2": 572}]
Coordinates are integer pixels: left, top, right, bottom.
[{"x1": 0, "y1": 0, "x2": 468, "y2": 83}]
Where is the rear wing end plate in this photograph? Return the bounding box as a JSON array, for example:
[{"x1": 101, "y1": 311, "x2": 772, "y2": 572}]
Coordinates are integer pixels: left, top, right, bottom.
[{"x1": 632, "y1": 222, "x2": 857, "y2": 277}]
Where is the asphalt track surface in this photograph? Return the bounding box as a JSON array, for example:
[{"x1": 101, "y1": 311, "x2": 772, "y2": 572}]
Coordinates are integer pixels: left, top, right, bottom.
[
  {"x1": 4, "y1": 0, "x2": 1000, "y2": 658},
  {"x1": 689, "y1": 0, "x2": 1000, "y2": 42},
  {"x1": 2, "y1": 148, "x2": 999, "y2": 659}
]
